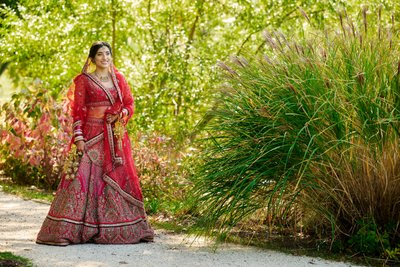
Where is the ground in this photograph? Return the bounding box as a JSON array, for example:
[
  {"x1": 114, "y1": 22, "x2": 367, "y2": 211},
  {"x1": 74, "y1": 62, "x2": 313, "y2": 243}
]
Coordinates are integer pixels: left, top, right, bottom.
[{"x1": 0, "y1": 190, "x2": 364, "y2": 267}]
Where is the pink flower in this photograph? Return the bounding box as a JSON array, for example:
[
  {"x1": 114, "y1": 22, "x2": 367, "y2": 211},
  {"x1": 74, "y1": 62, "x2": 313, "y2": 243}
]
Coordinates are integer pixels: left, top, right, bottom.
[
  {"x1": 8, "y1": 136, "x2": 22, "y2": 148},
  {"x1": 0, "y1": 130, "x2": 9, "y2": 145},
  {"x1": 12, "y1": 120, "x2": 26, "y2": 135},
  {"x1": 28, "y1": 156, "x2": 41, "y2": 166},
  {"x1": 14, "y1": 148, "x2": 24, "y2": 158}
]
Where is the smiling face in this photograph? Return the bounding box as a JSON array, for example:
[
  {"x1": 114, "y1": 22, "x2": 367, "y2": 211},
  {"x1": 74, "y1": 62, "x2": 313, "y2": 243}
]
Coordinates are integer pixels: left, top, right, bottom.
[{"x1": 91, "y1": 46, "x2": 112, "y2": 70}]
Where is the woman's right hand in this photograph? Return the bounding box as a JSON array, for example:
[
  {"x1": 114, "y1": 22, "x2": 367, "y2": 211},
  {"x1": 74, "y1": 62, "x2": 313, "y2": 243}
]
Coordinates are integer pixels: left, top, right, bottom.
[{"x1": 76, "y1": 140, "x2": 85, "y2": 152}]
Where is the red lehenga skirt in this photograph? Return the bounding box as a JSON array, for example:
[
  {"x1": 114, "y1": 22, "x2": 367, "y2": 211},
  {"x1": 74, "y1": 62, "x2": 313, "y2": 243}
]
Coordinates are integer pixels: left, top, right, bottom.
[{"x1": 36, "y1": 118, "x2": 154, "y2": 245}]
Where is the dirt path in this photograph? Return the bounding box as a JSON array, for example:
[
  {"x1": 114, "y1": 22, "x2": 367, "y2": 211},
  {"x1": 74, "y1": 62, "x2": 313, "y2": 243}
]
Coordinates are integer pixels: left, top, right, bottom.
[{"x1": 0, "y1": 190, "x2": 363, "y2": 267}]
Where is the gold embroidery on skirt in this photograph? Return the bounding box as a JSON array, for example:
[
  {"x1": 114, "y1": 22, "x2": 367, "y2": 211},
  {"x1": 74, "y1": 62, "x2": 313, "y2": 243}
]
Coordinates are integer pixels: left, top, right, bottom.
[{"x1": 87, "y1": 149, "x2": 104, "y2": 166}]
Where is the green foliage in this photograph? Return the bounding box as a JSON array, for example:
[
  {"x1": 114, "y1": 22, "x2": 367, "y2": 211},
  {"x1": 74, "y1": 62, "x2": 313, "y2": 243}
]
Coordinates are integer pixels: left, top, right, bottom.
[
  {"x1": 2, "y1": 1, "x2": 400, "y2": 196},
  {"x1": 384, "y1": 246, "x2": 400, "y2": 261},
  {"x1": 1, "y1": 1, "x2": 400, "y2": 256},
  {"x1": 0, "y1": 181, "x2": 54, "y2": 203},
  {"x1": 190, "y1": 8, "x2": 400, "y2": 256},
  {"x1": 348, "y1": 219, "x2": 390, "y2": 255},
  {"x1": 131, "y1": 132, "x2": 191, "y2": 215},
  {"x1": 3, "y1": 0, "x2": 397, "y2": 137},
  {"x1": 0, "y1": 0, "x2": 114, "y2": 93},
  {"x1": 0, "y1": 251, "x2": 33, "y2": 267},
  {"x1": 0, "y1": 83, "x2": 71, "y2": 189},
  {"x1": 1, "y1": 157, "x2": 41, "y2": 185}
]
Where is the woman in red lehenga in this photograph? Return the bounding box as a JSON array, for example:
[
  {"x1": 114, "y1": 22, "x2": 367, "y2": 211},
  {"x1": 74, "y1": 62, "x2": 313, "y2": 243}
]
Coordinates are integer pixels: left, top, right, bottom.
[{"x1": 36, "y1": 41, "x2": 154, "y2": 245}]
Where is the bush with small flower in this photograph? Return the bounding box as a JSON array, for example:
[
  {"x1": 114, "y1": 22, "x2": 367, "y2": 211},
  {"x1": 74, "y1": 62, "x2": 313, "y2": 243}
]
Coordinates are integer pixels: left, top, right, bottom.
[
  {"x1": 0, "y1": 82, "x2": 71, "y2": 190},
  {"x1": 131, "y1": 131, "x2": 192, "y2": 215}
]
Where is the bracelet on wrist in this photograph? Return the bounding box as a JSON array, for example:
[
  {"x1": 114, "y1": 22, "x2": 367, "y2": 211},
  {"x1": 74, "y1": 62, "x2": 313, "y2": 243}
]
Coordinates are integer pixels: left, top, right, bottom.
[
  {"x1": 74, "y1": 136, "x2": 84, "y2": 143},
  {"x1": 119, "y1": 109, "x2": 127, "y2": 119}
]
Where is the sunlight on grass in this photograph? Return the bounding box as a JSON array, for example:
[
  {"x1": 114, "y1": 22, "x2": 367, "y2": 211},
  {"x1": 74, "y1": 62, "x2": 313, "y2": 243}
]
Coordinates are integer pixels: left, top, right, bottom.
[{"x1": 0, "y1": 179, "x2": 54, "y2": 204}]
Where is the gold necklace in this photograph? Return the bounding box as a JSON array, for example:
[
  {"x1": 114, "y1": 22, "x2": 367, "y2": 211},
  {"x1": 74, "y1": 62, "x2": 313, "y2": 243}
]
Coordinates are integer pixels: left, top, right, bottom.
[{"x1": 95, "y1": 72, "x2": 110, "y2": 82}]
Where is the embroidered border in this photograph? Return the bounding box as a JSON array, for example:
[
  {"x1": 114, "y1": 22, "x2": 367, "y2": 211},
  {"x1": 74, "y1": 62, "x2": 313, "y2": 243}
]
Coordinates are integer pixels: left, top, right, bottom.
[
  {"x1": 103, "y1": 174, "x2": 145, "y2": 209},
  {"x1": 85, "y1": 132, "x2": 104, "y2": 148},
  {"x1": 86, "y1": 117, "x2": 103, "y2": 124},
  {"x1": 46, "y1": 215, "x2": 144, "y2": 228},
  {"x1": 84, "y1": 73, "x2": 115, "y2": 105},
  {"x1": 106, "y1": 124, "x2": 123, "y2": 164},
  {"x1": 36, "y1": 240, "x2": 69, "y2": 246},
  {"x1": 110, "y1": 71, "x2": 123, "y2": 103},
  {"x1": 86, "y1": 101, "x2": 112, "y2": 107}
]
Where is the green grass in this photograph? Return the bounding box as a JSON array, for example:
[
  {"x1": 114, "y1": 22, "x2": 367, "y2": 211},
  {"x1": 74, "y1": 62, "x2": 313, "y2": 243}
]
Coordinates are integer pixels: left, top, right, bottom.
[
  {"x1": 0, "y1": 252, "x2": 33, "y2": 267},
  {"x1": 0, "y1": 181, "x2": 54, "y2": 204}
]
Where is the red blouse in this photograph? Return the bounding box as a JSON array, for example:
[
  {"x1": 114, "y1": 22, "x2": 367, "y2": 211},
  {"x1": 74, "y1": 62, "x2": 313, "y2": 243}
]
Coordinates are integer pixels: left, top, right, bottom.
[{"x1": 71, "y1": 71, "x2": 134, "y2": 142}]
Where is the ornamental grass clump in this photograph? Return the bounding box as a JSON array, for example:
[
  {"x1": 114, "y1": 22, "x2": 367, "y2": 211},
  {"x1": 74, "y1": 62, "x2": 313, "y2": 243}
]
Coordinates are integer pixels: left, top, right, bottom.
[{"x1": 191, "y1": 9, "x2": 400, "y2": 255}]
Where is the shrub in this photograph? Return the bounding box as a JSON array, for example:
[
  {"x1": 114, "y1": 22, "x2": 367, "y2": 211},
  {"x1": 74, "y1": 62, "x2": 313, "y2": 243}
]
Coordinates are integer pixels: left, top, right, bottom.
[
  {"x1": 131, "y1": 131, "x2": 192, "y2": 215},
  {"x1": 0, "y1": 82, "x2": 71, "y2": 189},
  {"x1": 348, "y1": 219, "x2": 390, "y2": 255},
  {"x1": 190, "y1": 8, "x2": 400, "y2": 255}
]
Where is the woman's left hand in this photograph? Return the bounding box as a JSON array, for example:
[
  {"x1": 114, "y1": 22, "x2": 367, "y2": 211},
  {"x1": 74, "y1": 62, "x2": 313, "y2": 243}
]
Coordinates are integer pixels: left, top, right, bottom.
[{"x1": 106, "y1": 114, "x2": 119, "y2": 124}]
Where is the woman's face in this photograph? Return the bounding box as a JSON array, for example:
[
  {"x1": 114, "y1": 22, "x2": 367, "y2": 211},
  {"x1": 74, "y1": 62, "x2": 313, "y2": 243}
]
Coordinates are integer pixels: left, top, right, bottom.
[{"x1": 92, "y1": 46, "x2": 112, "y2": 69}]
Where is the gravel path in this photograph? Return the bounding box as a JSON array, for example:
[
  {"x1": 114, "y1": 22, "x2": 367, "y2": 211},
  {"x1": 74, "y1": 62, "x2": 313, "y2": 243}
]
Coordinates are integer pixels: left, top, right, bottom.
[{"x1": 0, "y1": 190, "x2": 363, "y2": 267}]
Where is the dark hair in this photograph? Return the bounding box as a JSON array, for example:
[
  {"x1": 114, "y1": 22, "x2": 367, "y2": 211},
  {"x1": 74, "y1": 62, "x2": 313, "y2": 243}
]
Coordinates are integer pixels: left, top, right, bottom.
[{"x1": 89, "y1": 41, "x2": 112, "y2": 58}]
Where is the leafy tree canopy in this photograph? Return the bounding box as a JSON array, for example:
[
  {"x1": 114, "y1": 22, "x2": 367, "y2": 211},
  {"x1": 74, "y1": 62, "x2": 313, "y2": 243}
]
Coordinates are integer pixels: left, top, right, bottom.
[{"x1": 1, "y1": 0, "x2": 399, "y2": 136}]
